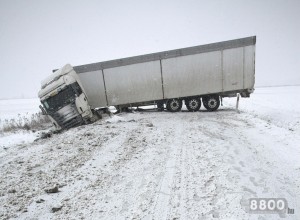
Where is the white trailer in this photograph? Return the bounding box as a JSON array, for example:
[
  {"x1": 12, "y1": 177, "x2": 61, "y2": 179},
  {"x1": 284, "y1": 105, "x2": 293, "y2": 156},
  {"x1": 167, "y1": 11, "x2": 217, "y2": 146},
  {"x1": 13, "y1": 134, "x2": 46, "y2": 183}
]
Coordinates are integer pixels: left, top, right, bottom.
[
  {"x1": 39, "y1": 36, "x2": 256, "y2": 129},
  {"x1": 74, "y1": 36, "x2": 255, "y2": 112}
]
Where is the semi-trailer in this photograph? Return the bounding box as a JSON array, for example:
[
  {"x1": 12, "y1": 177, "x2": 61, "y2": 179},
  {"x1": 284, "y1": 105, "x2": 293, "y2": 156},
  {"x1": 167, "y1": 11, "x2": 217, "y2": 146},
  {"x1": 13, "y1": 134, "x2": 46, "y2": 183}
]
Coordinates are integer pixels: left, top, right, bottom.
[{"x1": 38, "y1": 36, "x2": 256, "y2": 130}]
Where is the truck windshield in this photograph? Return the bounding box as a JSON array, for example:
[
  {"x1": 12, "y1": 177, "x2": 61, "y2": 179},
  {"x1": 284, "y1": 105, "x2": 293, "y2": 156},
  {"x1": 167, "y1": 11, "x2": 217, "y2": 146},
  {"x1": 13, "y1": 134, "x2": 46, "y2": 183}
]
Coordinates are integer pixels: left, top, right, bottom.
[{"x1": 42, "y1": 85, "x2": 76, "y2": 113}]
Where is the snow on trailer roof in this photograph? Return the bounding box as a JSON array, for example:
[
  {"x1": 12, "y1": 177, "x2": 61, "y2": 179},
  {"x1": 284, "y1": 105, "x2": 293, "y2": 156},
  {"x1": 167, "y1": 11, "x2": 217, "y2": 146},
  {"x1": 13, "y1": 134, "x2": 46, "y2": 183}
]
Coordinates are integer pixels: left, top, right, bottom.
[{"x1": 72, "y1": 36, "x2": 256, "y2": 74}]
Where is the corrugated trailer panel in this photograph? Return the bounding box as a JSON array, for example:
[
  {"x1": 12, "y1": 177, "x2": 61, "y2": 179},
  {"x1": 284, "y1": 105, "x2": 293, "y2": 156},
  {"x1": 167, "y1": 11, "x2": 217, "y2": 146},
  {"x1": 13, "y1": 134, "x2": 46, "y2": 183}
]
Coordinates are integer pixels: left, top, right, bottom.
[
  {"x1": 222, "y1": 47, "x2": 244, "y2": 91},
  {"x1": 243, "y1": 45, "x2": 255, "y2": 89},
  {"x1": 77, "y1": 70, "x2": 107, "y2": 108},
  {"x1": 162, "y1": 51, "x2": 222, "y2": 99},
  {"x1": 103, "y1": 61, "x2": 163, "y2": 106}
]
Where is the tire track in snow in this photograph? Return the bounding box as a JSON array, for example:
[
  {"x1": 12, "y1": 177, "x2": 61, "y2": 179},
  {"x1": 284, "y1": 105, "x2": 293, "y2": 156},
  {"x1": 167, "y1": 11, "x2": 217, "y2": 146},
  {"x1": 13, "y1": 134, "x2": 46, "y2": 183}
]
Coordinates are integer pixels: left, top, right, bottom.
[{"x1": 146, "y1": 121, "x2": 183, "y2": 220}]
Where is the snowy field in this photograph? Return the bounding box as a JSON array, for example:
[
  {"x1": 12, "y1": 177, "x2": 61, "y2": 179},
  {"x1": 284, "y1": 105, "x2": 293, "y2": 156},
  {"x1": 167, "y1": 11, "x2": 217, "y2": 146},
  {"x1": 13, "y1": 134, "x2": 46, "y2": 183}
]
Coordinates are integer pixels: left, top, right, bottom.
[
  {"x1": 0, "y1": 98, "x2": 41, "y2": 147},
  {"x1": 0, "y1": 98, "x2": 40, "y2": 122},
  {"x1": 0, "y1": 86, "x2": 300, "y2": 219}
]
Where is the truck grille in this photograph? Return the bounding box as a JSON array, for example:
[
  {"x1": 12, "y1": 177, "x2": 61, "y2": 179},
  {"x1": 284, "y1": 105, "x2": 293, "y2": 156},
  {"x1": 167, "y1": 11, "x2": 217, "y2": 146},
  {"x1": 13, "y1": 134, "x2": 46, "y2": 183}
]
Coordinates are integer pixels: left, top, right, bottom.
[{"x1": 51, "y1": 103, "x2": 83, "y2": 129}]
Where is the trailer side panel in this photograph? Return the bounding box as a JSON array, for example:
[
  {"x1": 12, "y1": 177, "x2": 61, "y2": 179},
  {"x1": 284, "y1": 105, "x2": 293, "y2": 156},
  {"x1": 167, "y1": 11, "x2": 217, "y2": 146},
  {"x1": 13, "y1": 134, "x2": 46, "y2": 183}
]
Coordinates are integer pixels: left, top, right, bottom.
[
  {"x1": 222, "y1": 47, "x2": 244, "y2": 91},
  {"x1": 243, "y1": 45, "x2": 255, "y2": 89},
  {"x1": 162, "y1": 51, "x2": 222, "y2": 99},
  {"x1": 103, "y1": 61, "x2": 163, "y2": 106}
]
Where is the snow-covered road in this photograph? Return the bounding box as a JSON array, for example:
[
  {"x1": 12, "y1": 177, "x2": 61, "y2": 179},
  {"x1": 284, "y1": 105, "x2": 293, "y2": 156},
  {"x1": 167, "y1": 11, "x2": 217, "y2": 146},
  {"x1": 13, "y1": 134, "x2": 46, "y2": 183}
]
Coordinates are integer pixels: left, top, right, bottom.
[{"x1": 0, "y1": 86, "x2": 300, "y2": 219}]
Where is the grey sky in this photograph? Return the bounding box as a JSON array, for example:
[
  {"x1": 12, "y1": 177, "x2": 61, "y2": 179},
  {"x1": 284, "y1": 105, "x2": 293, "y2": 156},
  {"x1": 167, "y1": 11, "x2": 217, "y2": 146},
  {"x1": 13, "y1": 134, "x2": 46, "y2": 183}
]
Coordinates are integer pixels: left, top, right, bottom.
[{"x1": 0, "y1": 0, "x2": 299, "y2": 99}]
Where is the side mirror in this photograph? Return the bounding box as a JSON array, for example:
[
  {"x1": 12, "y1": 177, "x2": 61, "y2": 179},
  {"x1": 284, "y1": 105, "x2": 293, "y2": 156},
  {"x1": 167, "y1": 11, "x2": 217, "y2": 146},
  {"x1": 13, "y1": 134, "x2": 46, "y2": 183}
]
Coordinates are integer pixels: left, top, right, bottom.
[{"x1": 39, "y1": 105, "x2": 47, "y2": 115}]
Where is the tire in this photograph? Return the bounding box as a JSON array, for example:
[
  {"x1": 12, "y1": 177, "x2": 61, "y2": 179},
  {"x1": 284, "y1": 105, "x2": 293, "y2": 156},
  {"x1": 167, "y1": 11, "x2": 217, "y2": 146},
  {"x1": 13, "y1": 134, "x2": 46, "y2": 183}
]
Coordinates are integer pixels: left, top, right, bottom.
[
  {"x1": 202, "y1": 96, "x2": 220, "y2": 111},
  {"x1": 185, "y1": 98, "x2": 201, "y2": 112},
  {"x1": 166, "y1": 99, "x2": 182, "y2": 112}
]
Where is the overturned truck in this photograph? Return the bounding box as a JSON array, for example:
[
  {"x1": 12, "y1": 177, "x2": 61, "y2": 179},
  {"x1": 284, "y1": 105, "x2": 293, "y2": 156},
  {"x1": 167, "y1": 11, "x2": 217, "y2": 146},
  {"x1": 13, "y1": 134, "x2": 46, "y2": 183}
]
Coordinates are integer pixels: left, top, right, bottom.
[{"x1": 38, "y1": 36, "x2": 256, "y2": 130}]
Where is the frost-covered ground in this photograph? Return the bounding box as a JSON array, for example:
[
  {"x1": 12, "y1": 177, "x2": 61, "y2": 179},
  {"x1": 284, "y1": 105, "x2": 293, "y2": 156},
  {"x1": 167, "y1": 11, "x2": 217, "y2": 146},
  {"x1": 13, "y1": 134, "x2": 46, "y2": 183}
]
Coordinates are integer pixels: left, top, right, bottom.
[
  {"x1": 0, "y1": 86, "x2": 300, "y2": 220},
  {"x1": 0, "y1": 98, "x2": 44, "y2": 147}
]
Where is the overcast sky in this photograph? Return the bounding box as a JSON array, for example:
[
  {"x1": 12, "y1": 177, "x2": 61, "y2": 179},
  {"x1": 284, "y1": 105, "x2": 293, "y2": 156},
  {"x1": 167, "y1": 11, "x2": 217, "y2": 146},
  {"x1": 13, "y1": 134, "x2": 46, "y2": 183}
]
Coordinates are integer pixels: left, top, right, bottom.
[{"x1": 0, "y1": 0, "x2": 299, "y2": 99}]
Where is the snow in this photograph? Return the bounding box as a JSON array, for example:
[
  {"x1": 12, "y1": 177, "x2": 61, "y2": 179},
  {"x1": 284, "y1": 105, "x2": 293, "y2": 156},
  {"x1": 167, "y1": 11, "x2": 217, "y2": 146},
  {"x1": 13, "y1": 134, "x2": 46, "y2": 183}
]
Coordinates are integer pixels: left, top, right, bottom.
[
  {"x1": 224, "y1": 86, "x2": 300, "y2": 132},
  {"x1": 105, "y1": 115, "x2": 124, "y2": 123},
  {"x1": 0, "y1": 98, "x2": 40, "y2": 121},
  {"x1": 0, "y1": 86, "x2": 300, "y2": 219},
  {"x1": 0, "y1": 98, "x2": 41, "y2": 154},
  {"x1": 0, "y1": 132, "x2": 37, "y2": 151}
]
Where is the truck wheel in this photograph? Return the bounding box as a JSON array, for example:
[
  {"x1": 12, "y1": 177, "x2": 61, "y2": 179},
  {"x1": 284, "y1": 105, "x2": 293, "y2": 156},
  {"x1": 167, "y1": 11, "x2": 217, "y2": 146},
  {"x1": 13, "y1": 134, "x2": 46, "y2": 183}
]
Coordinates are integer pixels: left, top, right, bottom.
[
  {"x1": 202, "y1": 96, "x2": 220, "y2": 111},
  {"x1": 185, "y1": 98, "x2": 201, "y2": 112},
  {"x1": 166, "y1": 99, "x2": 182, "y2": 112}
]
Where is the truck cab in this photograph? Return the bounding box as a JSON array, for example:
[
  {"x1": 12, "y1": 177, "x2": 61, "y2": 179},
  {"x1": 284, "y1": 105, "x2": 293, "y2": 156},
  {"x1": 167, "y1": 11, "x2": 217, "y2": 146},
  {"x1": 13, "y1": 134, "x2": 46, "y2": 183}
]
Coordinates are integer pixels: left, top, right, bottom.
[{"x1": 38, "y1": 64, "x2": 95, "y2": 130}]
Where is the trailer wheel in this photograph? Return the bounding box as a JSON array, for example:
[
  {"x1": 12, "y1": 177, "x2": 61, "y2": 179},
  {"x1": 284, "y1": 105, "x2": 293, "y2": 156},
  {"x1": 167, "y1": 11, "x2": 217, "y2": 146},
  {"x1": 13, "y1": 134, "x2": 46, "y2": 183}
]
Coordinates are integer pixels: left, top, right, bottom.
[
  {"x1": 185, "y1": 98, "x2": 201, "y2": 112},
  {"x1": 202, "y1": 96, "x2": 220, "y2": 111},
  {"x1": 166, "y1": 99, "x2": 182, "y2": 112}
]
